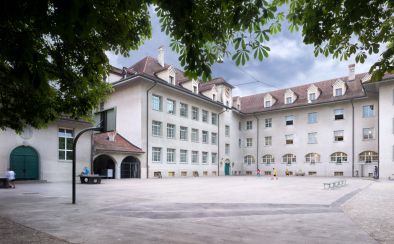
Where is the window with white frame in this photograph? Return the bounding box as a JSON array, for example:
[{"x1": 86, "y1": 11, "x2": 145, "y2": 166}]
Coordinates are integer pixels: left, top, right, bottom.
[
  {"x1": 335, "y1": 88, "x2": 343, "y2": 96},
  {"x1": 246, "y1": 121, "x2": 253, "y2": 130},
  {"x1": 308, "y1": 112, "x2": 317, "y2": 124},
  {"x1": 58, "y1": 128, "x2": 73, "y2": 160},
  {"x1": 225, "y1": 125, "x2": 230, "y2": 137},
  {"x1": 262, "y1": 154, "x2": 274, "y2": 164},
  {"x1": 180, "y1": 103, "x2": 188, "y2": 117},
  {"x1": 362, "y1": 105, "x2": 374, "y2": 118},
  {"x1": 265, "y1": 100, "x2": 271, "y2": 108},
  {"x1": 308, "y1": 132, "x2": 317, "y2": 144},
  {"x1": 167, "y1": 99, "x2": 176, "y2": 115},
  {"x1": 359, "y1": 151, "x2": 378, "y2": 163},
  {"x1": 167, "y1": 123, "x2": 175, "y2": 139},
  {"x1": 246, "y1": 138, "x2": 253, "y2": 147},
  {"x1": 285, "y1": 134, "x2": 294, "y2": 144},
  {"x1": 305, "y1": 153, "x2": 320, "y2": 163},
  {"x1": 265, "y1": 118, "x2": 272, "y2": 128},
  {"x1": 225, "y1": 144, "x2": 230, "y2": 155},
  {"x1": 167, "y1": 148, "x2": 175, "y2": 163},
  {"x1": 283, "y1": 154, "x2": 296, "y2": 164},
  {"x1": 202, "y1": 110, "x2": 209, "y2": 122},
  {"x1": 212, "y1": 94, "x2": 216, "y2": 101},
  {"x1": 152, "y1": 147, "x2": 162, "y2": 162},
  {"x1": 180, "y1": 126, "x2": 188, "y2": 140},
  {"x1": 202, "y1": 130, "x2": 209, "y2": 143},
  {"x1": 363, "y1": 128, "x2": 374, "y2": 140},
  {"x1": 202, "y1": 152, "x2": 208, "y2": 164},
  {"x1": 286, "y1": 96, "x2": 293, "y2": 104},
  {"x1": 180, "y1": 150, "x2": 188, "y2": 163},
  {"x1": 265, "y1": 136, "x2": 272, "y2": 146},
  {"x1": 192, "y1": 106, "x2": 199, "y2": 120},
  {"x1": 169, "y1": 75, "x2": 175, "y2": 85},
  {"x1": 211, "y1": 113, "x2": 217, "y2": 125},
  {"x1": 244, "y1": 155, "x2": 255, "y2": 165},
  {"x1": 152, "y1": 121, "x2": 162, "y2": 136},
  {"x1": 211, "y1": 132, "x2": 217, "y2": 144},
  {"x1": 334, "y1": 109, "x2": 344, "y2": 120},
  {"x1": 191, "y1": 128, "x2": 199, "y2": 142},
  {"x1": 239, "y1": 121, "x2": 242, "y2": 130},
  {"x1": 211, "y1": 153, "x2": 217, "y2": 164},
  {"x1": 192, "y1": 151, "x2": 199, "y2": 164},
  {"x1": 309, "y1": 93, "x2": 316, "y2": 101},
  {"x1": 152, "y1": 94, "x2": 162, "y2": 111},
  {"x1": 238, "y1": 139, "x2": 242, "y2": 148},
  {"x1": 193, "y1": 85, "x2": 198, "y2": 94},
  {"x1": 334, "y1": 130, "x2": 344, "y2": 142},
  {"x1": 330, "y1": 152, "x2": 347, "y2": 163},
  {"x1": 285, "y1": 115, "x2": 294, "y2": 126}
]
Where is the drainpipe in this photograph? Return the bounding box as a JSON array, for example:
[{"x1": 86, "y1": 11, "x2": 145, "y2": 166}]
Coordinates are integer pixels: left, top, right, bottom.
[
  {"x1": 217, "y1": 108, "x2": 228, "y2": 176},
  {"x1": 253, "y1": 114, "x2": 260, "y2": 172},
  {"x1": 146, "y1": 82, "x2": 158, "y2": 179},
  {"x1": 351, "y1": 99, "x2": 355, "y2": 177}
]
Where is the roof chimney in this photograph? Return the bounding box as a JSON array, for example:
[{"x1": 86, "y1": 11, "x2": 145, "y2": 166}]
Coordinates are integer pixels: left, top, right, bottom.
[
  {"x1": 158, "y1": 45, "x2": 164, "y2": 67},
  {"x1": 348, "y1": 64, "x2": 355, "y2": 81}
]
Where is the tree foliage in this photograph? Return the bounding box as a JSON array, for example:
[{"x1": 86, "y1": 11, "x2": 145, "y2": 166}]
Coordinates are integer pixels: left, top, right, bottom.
[{"x1": 0, "y1": 0, "x2": 393, "y2": 132}]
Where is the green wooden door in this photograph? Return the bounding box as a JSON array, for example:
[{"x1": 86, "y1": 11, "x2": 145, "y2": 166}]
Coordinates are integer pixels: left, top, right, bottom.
[
  {"x1": 10, "y1": 146, "x2": 39, "y2": 180},
  {"x1": 224, "y1": 163, "x2": 230, "y2": 176}
]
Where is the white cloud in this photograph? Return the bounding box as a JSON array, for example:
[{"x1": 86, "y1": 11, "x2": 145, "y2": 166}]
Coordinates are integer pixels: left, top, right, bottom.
[{"x1": 268, "y1": 37, "x2": 304, "y2": 60}]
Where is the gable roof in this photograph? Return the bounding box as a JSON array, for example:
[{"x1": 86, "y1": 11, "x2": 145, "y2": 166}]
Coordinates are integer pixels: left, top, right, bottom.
[
  {"x1": 93, "y1": 132, "x2": 144, "y2": 154},
  {"x1": 239, "y1": 73, "x2": 368, "y2": 114}
]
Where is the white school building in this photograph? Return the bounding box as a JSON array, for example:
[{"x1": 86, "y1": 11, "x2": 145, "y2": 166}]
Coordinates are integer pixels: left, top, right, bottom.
[{"x1": 1, "y1": 49, "x2": 394, "y2": 181}]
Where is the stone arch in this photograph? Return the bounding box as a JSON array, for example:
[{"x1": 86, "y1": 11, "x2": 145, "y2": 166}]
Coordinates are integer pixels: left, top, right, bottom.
[{"x1": 120, "y1": 156, "x2": 141, "y2": 178}]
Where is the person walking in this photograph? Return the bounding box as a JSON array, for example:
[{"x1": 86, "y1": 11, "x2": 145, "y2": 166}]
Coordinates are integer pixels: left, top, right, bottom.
[
  {"x1": 271, "y1": 168, "x2": 278, "y2": 180},
  {"x1": 6, "y1": 168, "x2": 16, "y2": 188},
  {"x1": 257, "y1": 168, "x2": 261, "y2": 177}
]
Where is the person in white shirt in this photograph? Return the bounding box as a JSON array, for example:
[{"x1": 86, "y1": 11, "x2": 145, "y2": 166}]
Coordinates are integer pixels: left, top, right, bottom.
[{"x1": 6, "y1": 169, "x2": 16, "y2": 188}]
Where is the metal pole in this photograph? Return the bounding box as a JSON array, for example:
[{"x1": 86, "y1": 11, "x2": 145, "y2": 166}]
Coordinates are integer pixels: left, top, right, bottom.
[{"x1": 72, "y1": 127, "x2": 102, "y2": 204}]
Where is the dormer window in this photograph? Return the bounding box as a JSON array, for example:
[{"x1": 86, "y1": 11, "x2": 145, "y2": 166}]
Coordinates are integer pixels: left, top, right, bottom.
[
  {"x1": 264, "y1": 93, "x2": 275, "y2": 108},
  {"x1": 284, "y1": 89, "x2": 296, "y2": 104},
  {"x1": 286, "y1": 97, "x2": 293, "y2": 104},
  {"x1": 307, "y1": 84, "x2": 320, "y2": 102},
  {"x1": 265, "y1": 100, "x2": 271, "y2": 108},
  {"x1": 193, "y1": 85, "x2": 198, "y2": 94},
  {"x1": 169, "y1": 75, "x2": 174, "y2": 85},
  {"x1": 335, "y1": 88, "x2": 343, "y2": 96},
  {"x1": 309, "y1": 93, "x2": 316, "y2": 101},
  {"x1": 212, "y1": 94, "x2": 216, "y2": 101}
]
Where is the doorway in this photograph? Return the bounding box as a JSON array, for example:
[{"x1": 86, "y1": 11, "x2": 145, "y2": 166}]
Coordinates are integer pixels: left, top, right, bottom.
[
  {"x1": 93, "y1": 155, "x2": 116, "y2": 179},
  {"x1": 121, "y1": 156, "x2": 140, "y2": 178},
  {"x1": 10, "y1": 146, "x2": 39, "y2": 180},
  {"x1": 224, "y1": 161, "x2": 231, "y2": 176}
]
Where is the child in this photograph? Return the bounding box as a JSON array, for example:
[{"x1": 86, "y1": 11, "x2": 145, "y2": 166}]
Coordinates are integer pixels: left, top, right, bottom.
[
  {"x1": 257, "y1": 169, "x2": 261, "y2": 177},
  {"x1": 6, "y1": 168, "x2": 16, "y2": 188},
  {"x1": 271, "y1": 168, "x2": 278, "y2": 180}
]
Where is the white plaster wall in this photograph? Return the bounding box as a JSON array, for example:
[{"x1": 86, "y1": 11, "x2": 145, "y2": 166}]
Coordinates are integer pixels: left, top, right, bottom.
[
  {"x1": 0, "y1": 122, "x2": 91, "y2": 182},
  {"x1": 107, "y1": 73, "x2": 122, "y2": 83},
  {"x1": 379, "y1": 82, "x2": 394, "y2": 179}
]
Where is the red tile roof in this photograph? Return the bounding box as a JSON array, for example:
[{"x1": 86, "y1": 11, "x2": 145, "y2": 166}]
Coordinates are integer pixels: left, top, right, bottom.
[
  {"x1": 94, "y1": 132, "x2": 144, "y2": 154},
  {"x1": 239, "y1": 73, "x2": 368, "y2": 114}
]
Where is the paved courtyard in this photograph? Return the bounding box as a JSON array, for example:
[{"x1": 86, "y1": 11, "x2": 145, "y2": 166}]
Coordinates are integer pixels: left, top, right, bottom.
[{"x1": 0, "y1": 176, "x2": 392, "y2": 244}]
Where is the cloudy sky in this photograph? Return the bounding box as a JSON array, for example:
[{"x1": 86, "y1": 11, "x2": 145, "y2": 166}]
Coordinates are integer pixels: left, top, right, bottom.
[{"x1": 106, "y1": 8, "x2": 382, "y2": 97}]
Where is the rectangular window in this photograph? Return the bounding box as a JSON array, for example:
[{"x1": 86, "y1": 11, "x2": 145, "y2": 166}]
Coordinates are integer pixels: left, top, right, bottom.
[
  {"x1": 265, "y1": 100, "x2": 271, "y2": 107},
  {"x1": 335, "y1": 88, "x2": 343, "y2": 96},
  {"x1": 246, "y1": 138, "x2": 253, "y2": 147},
  {"x1": 152, "y1": 147, "x2": 162, "y2": 162},
  {"x1": 286, "y1": 97, "x2": 292, "y2": 104},
  {"x1": 169, "y1": 75, "x2": 174, "y2": 84},
  {"x1": 285, "y1": 115, "x2": 294, "y2": 126},
  {"x1": 246, "y1": 121, "x2": 253, "y2": 130},
  {"x1": 180, "y1": 150, "x2": 188, "y2": 163},
  {"x1": 167, "y1": 148, "x2": 175, "y2": 163},
  {"x1": 167, "y1": 123, "x2": 175, "y2": 139},
  {"x1": 239, "y1": 121, "x2": 242, "y2": 130},
  {"x1": 192, "y1": 151, "x2": 199, "y2": 164},
  {"x1": 225, "y1": 125, "x2": 230, "y2": 137},
  {"x1": 362, "y1": 105, "x2": 374, "y2": 118},
  {"x1": 308, "y1": 132, "x2": 317, "y2": 144},
  {"x1": 265, "y1": 136, "x2": 272, "y2": 146},
  {"x1": 334, "y1": 109, "x2": 344, "y2": 120},
  {"x1": 334, "y1": 171, "x2": 344, "y2": 176},
  {"x1": 180, "y1": 126, "x2": 188, "y2": 140},
  {"x1": 334, "y1": 130, "x2": 344, "y2": 142},
  {"x1": 309, "y1": 93, "x2": 316, "y2": 101},
  {"x1": 211, "y1": 153, "x2": 217, "y2": 165},
  {"x1": 152, "y1": 121, "x2": 162, "y2": 137},
  {"x1": 202, "y1": 152, "x2": 208, "y2": 164},
  {"x1": 308, "y1": 112, "x2": 317, "y2": 124},
  {"x1": 192, "y1": 106, "x2": 199, "y2": 120},
  {"x1": 285, "y1": 134, "x2": 294, "y2": 144},
  {"x1": 363, "y1": 128, "x2": 374, "y2": 140},
  {"x1": 211, "y1": 113, "x2": 217, "y2": 125},
  {"x1": 191, "y1": 128, "x2": 199, "y2": 142},
  {"x1": 180, "y1": 103, "x2": 188, "y2": 117},
  {"x1": 202, "y1": 130, "x2": 209, "y2": 143},
  {"x1": 211, "y1": 132, "x2": 217, "y2": 144},
  {"x1": 202, "y1": 110, "x2": 208, "y2": 122},
  {"x1": 152, "y1": 95, "x2": 162, "y2": 111},
  {"x1": 58, "y1": 128, "x2": 73, "y2": 160},
  {"x1": 238, "y1": 139, "x2": 242, "y2": 148},
  {"x1": 265, "y1": 118, "x2": 272, "y2": 128},
  {"x1": 167, "y1": 99, "x2": 176, "y2": 115},
  {"x1": 225, "y1": 144, "x2": 230, "y2": 155}
]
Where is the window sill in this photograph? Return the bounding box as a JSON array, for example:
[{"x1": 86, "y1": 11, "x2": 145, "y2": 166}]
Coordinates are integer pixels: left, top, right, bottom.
[
  {"x1": 167, "y1": 162, "x2": 176, "y2": 164},
  {"x1": 180, "y1": 162, "x2": 188, "y2": 164},
  {"x1": 58, "y1": 160, "x2": 72, "y2": 163}
]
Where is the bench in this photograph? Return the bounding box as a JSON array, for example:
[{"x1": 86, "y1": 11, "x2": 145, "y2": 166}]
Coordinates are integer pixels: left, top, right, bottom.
[
  {"x1": 323, "y1": 180, "x2": 347, "y2": 190},
  {"x1": 0, "y1": 177, "x2": 10, "y2": 188},
  {"x1": 79, "y1": 175, "x2": 103, "y2": 184}
]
